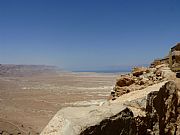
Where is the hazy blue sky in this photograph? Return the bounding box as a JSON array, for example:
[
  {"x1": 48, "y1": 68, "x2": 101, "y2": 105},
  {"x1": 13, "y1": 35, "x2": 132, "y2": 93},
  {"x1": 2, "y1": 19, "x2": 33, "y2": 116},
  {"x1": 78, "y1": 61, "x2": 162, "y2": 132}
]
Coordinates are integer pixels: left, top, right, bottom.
[{"x1": 0, "y1": 0, "x2": 180, "y2": 70}]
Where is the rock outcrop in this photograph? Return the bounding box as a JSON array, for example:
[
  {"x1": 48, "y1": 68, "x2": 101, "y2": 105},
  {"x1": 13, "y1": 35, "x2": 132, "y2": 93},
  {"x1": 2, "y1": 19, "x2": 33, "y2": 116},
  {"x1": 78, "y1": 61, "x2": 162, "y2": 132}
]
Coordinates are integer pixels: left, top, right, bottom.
[
  {"x1": 171, "y1": 43, "x2": 180, "y2": 69},
  {"x1": 145, "y1": 81, "x2": 179, "y2": 135},
  {"x1": 80, "y1": 108, "x2": 137, "y2": 135},
  {"x1": 116, "y1": 76, "x2": 135, "y2": 87},
  {"x1": 111, "y1": 64, "x2": 173, "y2": 100},
  {"x1": 150, "y1": 57, "x2": 169, "y2": 68},
  {"x1": 41, "y1": 81, "x2": 179, "y2": 135},
  {"x1": 132, "y1": 67, "x2": 149, "y2": 77},
  {"x1": 85, "y1": 81, "x2": 180, "y2": 135},
  {"x1": 41, "y1": 81, "x2": 180, "y2": 135}
]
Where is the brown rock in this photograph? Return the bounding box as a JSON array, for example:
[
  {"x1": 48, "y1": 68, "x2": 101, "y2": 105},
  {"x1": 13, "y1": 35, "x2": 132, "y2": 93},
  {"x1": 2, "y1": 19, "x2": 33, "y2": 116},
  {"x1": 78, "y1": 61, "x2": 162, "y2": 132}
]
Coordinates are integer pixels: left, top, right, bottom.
[
  {"x1": 116, "y1": 76, "x2": 134, "y2": 87},
  {"x1": 132, "y1": 67, "x2": 148, "y2": 77},
  {"x1": 155, "y1": 70, "x2": 162, "y2": 77},
  {"x1": 146, "y1": 81, "x2": 179, "y2": 135}
]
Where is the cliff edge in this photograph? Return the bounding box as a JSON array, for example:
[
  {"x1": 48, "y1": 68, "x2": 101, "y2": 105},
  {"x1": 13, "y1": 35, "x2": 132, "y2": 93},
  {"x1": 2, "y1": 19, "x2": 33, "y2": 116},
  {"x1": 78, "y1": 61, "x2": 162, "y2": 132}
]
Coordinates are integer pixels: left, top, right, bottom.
[{"x1": 40, "y1": 44, "x2": 180, "y2": 135}]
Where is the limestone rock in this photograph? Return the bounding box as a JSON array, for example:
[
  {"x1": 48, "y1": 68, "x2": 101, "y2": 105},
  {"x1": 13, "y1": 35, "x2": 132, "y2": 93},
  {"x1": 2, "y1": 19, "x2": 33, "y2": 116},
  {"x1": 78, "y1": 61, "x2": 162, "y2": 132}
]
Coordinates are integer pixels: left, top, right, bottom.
[
  {"x1": 160, "y1": 67, "x2": 175, "y2": 79},
  {"x1": 80, "y1": 108, "x2": 137, "y2": 135},
  {"x1": 150, "y1": 58, "x2": 169, "y2": 68},
  {"x1": 40, "y1": 103, "x2": 128, "y2": 135},
  {"x1": 123, "y1": 97, "x2": 146, "y2": 112},
  {"x1": 155, "y1": 64, "x2": 168, "y2": 69},
  {"x1": 146, "y1": 81, "x2": 179, "y2": 135}
]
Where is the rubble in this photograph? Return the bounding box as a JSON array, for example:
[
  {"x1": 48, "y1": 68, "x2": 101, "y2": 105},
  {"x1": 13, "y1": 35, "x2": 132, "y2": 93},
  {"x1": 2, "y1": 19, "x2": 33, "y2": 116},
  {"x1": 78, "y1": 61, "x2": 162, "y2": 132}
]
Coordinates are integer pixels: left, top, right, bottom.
[{"x1": 111, "y1": 64, "x2": 173, "y2": 99}]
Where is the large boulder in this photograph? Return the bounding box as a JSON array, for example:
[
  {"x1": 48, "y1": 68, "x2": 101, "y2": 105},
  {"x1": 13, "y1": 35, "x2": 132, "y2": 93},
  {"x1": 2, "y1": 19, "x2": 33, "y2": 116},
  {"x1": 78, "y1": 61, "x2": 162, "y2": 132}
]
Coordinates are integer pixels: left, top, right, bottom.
[
  {"x1": 40, "y1": 103, "x2": 138, "y2": 135},
  {"x1": 132, "y1": 67, "x2": 149, "y2": 77},
  {"x1": 116, "y1": 76, "x2": 135, "y2": 87},
  {"x1": 80, "y1": 108, "x2": 137, "y2": 135},
  {"x1": 146, "y1": 81, "x2": 179, "y2": 135}
]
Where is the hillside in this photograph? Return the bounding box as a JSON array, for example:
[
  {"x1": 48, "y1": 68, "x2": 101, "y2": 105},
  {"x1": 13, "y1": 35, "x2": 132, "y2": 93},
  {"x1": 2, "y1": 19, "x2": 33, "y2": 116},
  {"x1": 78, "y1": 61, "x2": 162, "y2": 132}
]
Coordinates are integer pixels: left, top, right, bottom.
[
  {"x1": 41, "y1": 44, "x2": 180, "y2": 135},
  {"x1": 0, "y1": 64, "x2": 59, "y2": 77}
]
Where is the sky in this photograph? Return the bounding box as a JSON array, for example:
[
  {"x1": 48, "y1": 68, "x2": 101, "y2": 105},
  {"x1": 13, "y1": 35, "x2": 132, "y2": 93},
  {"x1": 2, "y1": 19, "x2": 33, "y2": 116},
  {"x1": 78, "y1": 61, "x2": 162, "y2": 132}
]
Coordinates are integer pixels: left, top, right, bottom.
[{"x1": 0, "y1": 0, "x2": 180, "y2": 71}]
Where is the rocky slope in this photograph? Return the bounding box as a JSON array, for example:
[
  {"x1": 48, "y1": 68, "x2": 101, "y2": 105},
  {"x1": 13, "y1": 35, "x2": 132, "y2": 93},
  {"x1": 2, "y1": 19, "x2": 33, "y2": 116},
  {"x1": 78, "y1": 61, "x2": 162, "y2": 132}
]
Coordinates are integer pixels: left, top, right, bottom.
[
  {"x1": 41, "y1": 44, "x2": 180, "y2": 135},
  {"x1": 81, "y1": 81, "x2": 179, "y2": 135},
  {"x1": 110, "y1": 63, "x2": 174, "y2": 100},
  {"x1": 40, "y1": 80, "x2": 180, "y2": 135},
  {"x1": 40, "y1": 81, "x2": 165, "y2": 135}
]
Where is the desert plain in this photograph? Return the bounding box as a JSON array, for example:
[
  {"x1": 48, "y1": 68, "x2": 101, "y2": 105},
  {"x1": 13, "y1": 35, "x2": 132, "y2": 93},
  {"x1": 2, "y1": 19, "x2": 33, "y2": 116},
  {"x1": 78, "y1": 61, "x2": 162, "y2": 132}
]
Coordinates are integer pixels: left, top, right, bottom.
[{"x1": 0, "y1": 66, "x2": 118, "y2": 135}]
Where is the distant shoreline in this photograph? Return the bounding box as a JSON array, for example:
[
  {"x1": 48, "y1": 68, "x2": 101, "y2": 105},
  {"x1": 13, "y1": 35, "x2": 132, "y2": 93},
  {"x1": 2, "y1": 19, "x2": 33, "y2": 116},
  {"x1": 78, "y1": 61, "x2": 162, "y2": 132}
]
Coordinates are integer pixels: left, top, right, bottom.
[{"x1": 73, "y1": 70, "x2": 131, "y2": 74}]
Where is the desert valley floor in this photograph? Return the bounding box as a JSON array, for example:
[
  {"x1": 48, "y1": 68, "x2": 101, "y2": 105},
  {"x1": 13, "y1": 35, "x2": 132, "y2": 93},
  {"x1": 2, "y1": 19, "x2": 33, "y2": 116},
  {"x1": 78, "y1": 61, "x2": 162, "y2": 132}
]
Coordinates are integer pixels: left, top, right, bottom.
[{"x1": 0, "y1": 71, "x2": 118, "y2": 134}]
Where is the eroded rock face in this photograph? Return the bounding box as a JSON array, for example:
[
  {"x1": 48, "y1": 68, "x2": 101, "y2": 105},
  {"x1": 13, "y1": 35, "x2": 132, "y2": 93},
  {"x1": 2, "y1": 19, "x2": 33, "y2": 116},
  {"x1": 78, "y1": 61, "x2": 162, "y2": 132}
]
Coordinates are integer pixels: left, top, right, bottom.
[
  {"x1": 145, "y1": 81, "x2": 179, "y2": 135},
  {"x1": 113, "y1": 81, "x2": 179, "y2": 135},
  {"x1": 145, "y1": 91, "x2": 160, "y2": 134},
  {"x1": 80, "y1": 108, "x2": 136, "y2": 135},
  {"x1": 155, "y1": 81, "x2": 178, "y2": 134}
]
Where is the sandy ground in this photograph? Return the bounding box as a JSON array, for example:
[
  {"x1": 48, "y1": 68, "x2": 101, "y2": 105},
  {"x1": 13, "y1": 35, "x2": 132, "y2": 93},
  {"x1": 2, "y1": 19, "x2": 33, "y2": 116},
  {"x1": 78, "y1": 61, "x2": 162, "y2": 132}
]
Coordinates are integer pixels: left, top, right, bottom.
[{"x1": 0, "y1": 72, "x2": 118, "y2": 135}]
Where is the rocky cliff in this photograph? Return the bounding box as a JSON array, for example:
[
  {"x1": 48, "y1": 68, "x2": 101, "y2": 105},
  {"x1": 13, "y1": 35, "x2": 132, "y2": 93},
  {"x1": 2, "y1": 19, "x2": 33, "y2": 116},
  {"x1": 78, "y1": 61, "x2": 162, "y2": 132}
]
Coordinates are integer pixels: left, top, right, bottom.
[
  {"x1": 41, "y1": 81, "x2": 179, "y2": 135},
  {"x1": 110, "y1": 64, "x2": 174, "y2": 100},
  {"x1": 41, "y1": 44, "x2": 180, "y2": 135},
  {"x1": 82, "y1": 81, "x2": 180, "y2": 135}
]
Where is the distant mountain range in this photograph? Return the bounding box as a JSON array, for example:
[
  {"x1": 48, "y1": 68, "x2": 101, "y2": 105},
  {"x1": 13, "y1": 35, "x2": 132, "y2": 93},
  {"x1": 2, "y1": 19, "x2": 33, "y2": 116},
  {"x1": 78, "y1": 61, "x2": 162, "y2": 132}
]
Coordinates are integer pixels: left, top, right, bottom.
[
  {"x1": 0, "y1": 64, "x2": 60, "y2": 77},
  {"x1": 0, "y1": 63, "x2": 150, "y2": 76}
]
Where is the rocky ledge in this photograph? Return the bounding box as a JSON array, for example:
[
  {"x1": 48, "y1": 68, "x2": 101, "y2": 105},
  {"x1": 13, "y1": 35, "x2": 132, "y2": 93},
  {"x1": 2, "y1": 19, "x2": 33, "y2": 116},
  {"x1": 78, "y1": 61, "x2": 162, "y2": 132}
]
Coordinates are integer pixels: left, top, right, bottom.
[
  {"x1": 40, "y1": 80, "x2": 180, "y2": 135},
  {"x1": 110, "y1": 63, "x2": 175, "y2": 100}
]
